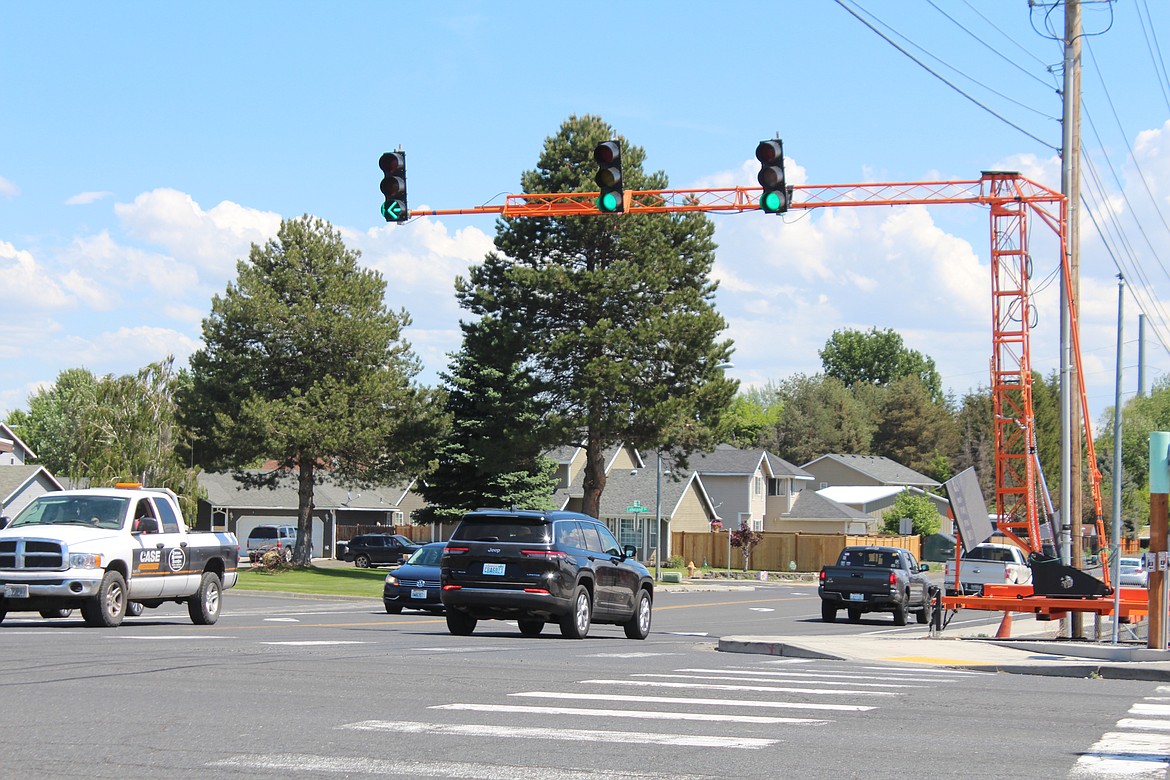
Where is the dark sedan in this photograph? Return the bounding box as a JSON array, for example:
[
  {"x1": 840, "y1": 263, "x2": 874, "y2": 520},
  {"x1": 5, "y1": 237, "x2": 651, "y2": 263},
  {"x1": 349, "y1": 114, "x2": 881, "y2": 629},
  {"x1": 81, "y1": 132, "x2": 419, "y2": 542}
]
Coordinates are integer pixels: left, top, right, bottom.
[
  {"x1": 383, "y1": 542, "x2": 445, "y2": 613},
  {"x1": 343, "y1": 533, "x2": 421, "y2": 568}
]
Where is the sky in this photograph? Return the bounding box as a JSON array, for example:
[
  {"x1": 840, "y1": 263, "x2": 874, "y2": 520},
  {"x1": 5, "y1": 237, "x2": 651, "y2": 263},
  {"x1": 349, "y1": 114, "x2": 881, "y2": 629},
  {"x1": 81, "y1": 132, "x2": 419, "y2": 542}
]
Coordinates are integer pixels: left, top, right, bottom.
[{"x1": 3, "y1": 1, "x2": 1169, "y2": 440}]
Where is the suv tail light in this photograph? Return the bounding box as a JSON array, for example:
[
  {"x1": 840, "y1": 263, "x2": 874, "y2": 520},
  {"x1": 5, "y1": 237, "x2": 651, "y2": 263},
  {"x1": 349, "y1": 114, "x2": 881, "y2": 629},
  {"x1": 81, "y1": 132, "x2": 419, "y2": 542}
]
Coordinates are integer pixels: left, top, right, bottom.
[
  {"x1": 445, "y1": 546, "x2": 470, "y2": 555},
  {"x1": 521, "y1": 550, "x2": 568, "y2": 559}
]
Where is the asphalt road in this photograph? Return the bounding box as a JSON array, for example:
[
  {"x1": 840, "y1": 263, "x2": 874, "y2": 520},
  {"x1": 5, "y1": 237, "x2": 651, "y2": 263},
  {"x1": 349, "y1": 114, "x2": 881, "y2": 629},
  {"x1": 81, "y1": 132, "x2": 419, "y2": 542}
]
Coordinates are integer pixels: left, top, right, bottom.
[{"x1": 0, "y1": 583, "x2": 1160, "y2": 779}]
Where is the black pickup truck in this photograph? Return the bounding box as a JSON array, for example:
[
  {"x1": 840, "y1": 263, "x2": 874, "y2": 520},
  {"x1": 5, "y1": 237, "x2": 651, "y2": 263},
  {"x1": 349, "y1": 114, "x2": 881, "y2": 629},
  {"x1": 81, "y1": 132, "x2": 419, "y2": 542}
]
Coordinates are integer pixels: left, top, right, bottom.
[{"x1": 818, "y1": 545, "x2": 935, "y2": 626}]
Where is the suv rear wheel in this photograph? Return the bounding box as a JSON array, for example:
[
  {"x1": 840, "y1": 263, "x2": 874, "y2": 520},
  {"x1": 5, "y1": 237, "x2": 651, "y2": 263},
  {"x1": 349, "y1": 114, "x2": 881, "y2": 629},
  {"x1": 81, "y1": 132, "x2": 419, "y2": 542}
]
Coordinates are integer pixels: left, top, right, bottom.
[
  {"x1": 354, "y1": 554, "x2": 371, "y2": 568},
  {"x1": 446, "y1": 610, "x2": 477, "y2": 636},
  {"x1": 559, "y1": 586, "x2": 592, "y2": 639}
]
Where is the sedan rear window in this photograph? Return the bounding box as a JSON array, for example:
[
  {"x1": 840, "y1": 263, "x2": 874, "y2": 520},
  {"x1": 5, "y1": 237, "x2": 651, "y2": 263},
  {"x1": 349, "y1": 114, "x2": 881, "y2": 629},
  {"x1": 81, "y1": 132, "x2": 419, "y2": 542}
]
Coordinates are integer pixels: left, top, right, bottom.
[{"x1": 451, "y1": 519, "x2": 551, "y2": 544}]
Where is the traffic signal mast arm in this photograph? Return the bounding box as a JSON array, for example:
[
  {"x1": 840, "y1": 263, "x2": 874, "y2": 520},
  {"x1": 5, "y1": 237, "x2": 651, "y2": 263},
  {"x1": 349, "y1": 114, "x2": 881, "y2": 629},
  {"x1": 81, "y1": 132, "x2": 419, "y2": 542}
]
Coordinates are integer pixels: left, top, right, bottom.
[{"x1": 406, "y1": 176, "x2": 1061, "y2": 218}]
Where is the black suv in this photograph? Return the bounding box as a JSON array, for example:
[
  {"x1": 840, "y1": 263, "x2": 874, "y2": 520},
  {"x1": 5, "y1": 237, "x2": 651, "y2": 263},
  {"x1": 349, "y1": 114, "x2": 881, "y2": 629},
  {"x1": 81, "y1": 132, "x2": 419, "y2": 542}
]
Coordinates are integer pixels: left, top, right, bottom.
[
  {"x1": 342, "y1": 534, "x2": 420, "y2": 568},
  {"x1": 440, "y1": 509, "x2": 653, "y2": 640}
]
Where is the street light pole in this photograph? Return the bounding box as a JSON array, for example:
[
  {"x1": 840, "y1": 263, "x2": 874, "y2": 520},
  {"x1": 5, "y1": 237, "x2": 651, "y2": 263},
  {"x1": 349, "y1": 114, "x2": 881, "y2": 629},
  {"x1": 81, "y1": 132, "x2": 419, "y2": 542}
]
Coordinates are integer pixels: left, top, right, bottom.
[{"x1": 655, "y1": 450, "x2": 662, "y2": 581}]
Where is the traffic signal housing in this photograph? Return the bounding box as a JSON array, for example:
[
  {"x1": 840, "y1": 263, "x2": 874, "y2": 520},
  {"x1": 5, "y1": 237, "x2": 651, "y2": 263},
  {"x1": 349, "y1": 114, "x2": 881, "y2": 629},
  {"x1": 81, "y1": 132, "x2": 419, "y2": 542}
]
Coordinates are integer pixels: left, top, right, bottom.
[
  {"x1": 756, "y1": 139, "x2": 789, "y2": 214},
  {"x1": 594, "y1": 140, "x2": 623, "y2": 213},
  {"x1": 379, "y1": 151, "x2": 408, "y2": 223}
]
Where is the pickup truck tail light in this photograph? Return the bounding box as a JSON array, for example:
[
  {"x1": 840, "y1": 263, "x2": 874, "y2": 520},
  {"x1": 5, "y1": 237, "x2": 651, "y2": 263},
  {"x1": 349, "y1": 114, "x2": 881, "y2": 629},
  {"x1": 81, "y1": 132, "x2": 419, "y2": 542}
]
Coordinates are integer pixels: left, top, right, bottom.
[
  {"x1": 818, "y1": 570, "x2": 826, "y2": 582},
  {"x1": 889, "y1": 572, "x2": 897, "y2": 586}
]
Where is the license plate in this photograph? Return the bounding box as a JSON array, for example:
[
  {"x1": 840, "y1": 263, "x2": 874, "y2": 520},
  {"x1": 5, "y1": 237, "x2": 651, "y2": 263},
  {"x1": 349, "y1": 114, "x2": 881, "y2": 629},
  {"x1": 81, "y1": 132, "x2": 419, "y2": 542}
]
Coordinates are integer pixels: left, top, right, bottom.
[
  {"x1": 411, "y1": 589, "x2": 427, "y2": 599},
  {"x1": 483, "y1": 563, "x2": 506, "y2": 576},
  {"x1": 3, "y1": 584, "x2": 29, "y2": 599},
  {"x1": 848, "y1": 593, "x2": 865, "y2": 602}
]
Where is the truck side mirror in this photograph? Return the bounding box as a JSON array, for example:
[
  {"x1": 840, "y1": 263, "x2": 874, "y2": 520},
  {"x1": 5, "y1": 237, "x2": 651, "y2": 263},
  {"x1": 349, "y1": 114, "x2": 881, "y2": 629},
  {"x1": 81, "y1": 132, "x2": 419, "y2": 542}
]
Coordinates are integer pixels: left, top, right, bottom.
[
  {"x1": 920, "y1": 563, "x2": 930, "y2": 572},
  {"x1": 0, "y1": 516, "x2": 8, "y2": 529}
]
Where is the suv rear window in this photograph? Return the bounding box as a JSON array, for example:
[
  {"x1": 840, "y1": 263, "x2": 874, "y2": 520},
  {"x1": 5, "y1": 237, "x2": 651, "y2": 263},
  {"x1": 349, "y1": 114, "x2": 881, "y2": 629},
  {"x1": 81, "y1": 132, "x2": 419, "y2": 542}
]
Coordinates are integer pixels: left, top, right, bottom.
[
  {"x1": 249, "y1": 527, "x2": 277, "y2": 540},
  {"x1": 450, "y1": 519, "x2": 550, "y2": 544}
]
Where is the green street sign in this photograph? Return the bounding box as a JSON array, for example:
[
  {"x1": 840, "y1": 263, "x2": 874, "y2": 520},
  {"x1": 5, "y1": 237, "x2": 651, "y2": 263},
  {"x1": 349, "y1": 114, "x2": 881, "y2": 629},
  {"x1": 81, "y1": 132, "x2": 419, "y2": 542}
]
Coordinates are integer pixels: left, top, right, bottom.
[{"x1": 625, "y1": 501, "x2": 648, "y2": 514}]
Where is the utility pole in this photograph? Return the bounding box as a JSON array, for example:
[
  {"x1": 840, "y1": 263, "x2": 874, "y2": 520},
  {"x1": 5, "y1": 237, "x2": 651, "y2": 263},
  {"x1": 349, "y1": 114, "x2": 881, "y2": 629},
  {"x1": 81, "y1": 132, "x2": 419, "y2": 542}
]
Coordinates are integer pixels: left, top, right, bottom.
[
  {"x1": 1060, "y1": 0, "x2": 1084, "y2": 638},
  {"x1": 1139, "y1": 314, "x2": 1147, "y2": 397}
]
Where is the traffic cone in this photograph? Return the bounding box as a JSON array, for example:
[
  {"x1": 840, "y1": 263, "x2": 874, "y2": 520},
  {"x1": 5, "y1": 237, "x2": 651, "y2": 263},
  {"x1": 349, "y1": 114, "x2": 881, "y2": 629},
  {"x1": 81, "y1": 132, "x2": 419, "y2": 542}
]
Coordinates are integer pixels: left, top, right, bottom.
[{"x1": 995, "y1": 612, "x2": 1013, "y2": 638}]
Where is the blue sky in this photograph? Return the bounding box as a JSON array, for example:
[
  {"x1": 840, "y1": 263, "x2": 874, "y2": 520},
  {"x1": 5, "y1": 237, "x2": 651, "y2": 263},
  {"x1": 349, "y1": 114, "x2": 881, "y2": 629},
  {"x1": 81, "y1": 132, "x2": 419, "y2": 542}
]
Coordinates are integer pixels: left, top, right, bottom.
[{"x1": 3, "y1": 1, "x2": 1169, "y2": 437}]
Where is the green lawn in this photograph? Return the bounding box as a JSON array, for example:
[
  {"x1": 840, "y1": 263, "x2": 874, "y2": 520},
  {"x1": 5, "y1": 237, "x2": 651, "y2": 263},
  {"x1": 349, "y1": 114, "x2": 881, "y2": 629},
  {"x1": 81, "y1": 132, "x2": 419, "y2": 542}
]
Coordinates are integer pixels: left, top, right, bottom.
[{"x1": 235, "y1": 564, "x2": 387, "y2": 598}]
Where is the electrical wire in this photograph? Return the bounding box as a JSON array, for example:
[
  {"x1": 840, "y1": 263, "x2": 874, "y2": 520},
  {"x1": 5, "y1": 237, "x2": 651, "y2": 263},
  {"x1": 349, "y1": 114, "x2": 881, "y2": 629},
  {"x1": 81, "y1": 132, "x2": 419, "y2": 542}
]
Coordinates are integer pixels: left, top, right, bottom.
[
  {"x1": 1085, "y1": 39, "x2": 1170, "y2": 242},
  {"x1": 832, "y1": 0, "x2": 1060, "y2": 151},
  {"x1": 1136, "y1": 0, "x2": 1170, "y2": 113},
  {"x1": 929, "y1": 0, "x2": 1058, "y2": 90}
]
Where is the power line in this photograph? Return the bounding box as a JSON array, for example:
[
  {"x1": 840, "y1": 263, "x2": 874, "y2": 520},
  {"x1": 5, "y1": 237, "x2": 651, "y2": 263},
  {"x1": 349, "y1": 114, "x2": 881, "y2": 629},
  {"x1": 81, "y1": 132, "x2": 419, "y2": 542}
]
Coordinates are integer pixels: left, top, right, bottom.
[
  {"x1": 1136, "y1": 0, "x2": 1170, "y2": 113},
  {"x1": 929, "y1": 0, "x2": 1059, "y2": 90},
  {"x1": 831, "y1": 0, "x2": 1060, "y2": 151}
]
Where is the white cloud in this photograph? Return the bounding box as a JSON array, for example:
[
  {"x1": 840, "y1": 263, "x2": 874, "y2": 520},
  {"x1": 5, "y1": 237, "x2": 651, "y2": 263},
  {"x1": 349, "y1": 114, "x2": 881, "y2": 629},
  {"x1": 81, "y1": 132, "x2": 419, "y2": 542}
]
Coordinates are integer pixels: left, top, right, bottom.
[
  {"x1": 57, "y1": 231, "x2": 200, "y2": 299},
  {"x1": 114, "y1": 188, "x2": 281, "y2": 274},
  {"x1": 65, "y1": 191, "x2": 114, "y2": 205},
  {"x1": 0, "y1": 240, "x2": 72, "y2": 310},
  {"x1": 0, "y1": 176, "x2": 18, "y2": 197}
]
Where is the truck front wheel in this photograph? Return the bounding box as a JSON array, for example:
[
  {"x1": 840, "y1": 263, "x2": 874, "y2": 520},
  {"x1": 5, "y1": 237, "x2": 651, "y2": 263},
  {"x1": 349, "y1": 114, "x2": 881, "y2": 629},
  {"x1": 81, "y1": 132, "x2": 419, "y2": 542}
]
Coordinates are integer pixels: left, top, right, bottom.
[
  {"x1": 188, "y1": 572, "x2": 222, "y2": 625},
  {"x1": 82, "y1": 570, "x2": 127, "y2": 627}
]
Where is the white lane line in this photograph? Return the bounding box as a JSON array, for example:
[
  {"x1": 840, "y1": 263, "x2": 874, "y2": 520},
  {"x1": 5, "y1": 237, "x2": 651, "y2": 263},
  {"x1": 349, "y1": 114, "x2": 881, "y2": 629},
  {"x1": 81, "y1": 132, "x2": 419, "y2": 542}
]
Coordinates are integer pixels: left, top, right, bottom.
[
  {"x1": 431, "y1": 703, "x2": 829, "y2": 725},
  {"x1": 407, "y1": 646, "x2": 515, "y2": 654},
  {"x1": 111, "y1": 635, "x2": 234, "y2": 640},
  {"x1": 579, "y1": 679, "x2": 897, "y2": 697},
  {"x1": 340, "y1": 720, "x2": 777, "y2": 750},
  {"x1": 512, "y1": 691, "x2": 876, "y2": 713},
  {"x1": 264, "y1": 617, "x2": 300, "y2": 622},
  {"x1": 679, "y1": 667, "x2": 954, "y2": 683},
  {"x1": 589, "y1": 652, "x2": 679, "y2": 659},
  {"x1": 209, "y1": 753, "x2": 718, "y2": 779},
  {"x1": 1131, "y1": 703, "x2": 1170, "y2": 717},
  {"x1": 635, "y1": 673, "x2": 923, "y2": 689},
  {"x1": 1070, "y1": 731, "x2": 1170, "y2": 778},
  {"x1": 748, "y1": 608, "x2": 775, "y2": 612},
  {"x1": 262, "y1": 640, "x2": 370, "y2": 646},
  {"x1": 669, "y1": 632, "x2": 710, "y2": 636}
]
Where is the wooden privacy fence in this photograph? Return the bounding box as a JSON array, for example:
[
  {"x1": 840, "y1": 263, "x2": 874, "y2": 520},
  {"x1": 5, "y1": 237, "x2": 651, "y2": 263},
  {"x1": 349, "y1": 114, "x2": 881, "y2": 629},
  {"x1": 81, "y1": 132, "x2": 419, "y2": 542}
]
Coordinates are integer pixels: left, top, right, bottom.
[
  {"x1": 672, "y1": 531, "x2": 923, "y2": 573},
  {"x1": 336, "y1": 524, "x2": 454, "y2": 545}
]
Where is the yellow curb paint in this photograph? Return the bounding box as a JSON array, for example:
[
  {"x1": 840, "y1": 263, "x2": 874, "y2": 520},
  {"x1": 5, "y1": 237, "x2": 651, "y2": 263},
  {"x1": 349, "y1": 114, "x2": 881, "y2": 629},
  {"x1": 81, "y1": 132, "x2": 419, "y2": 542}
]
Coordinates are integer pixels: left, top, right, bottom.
[{"x1": 884, "y1": 656, "x2": 995, "y2": 666}]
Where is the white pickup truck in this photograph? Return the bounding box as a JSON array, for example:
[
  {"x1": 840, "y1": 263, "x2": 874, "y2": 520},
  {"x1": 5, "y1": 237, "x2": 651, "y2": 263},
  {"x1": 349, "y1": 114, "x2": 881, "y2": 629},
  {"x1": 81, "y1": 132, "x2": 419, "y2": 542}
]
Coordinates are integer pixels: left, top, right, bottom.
[
  {"x1": 944, "y1": 542, "x2": 1032, "y2": 596},
  {"x1": 0, "y1": 484, "x2": 239, "y2": 627}
]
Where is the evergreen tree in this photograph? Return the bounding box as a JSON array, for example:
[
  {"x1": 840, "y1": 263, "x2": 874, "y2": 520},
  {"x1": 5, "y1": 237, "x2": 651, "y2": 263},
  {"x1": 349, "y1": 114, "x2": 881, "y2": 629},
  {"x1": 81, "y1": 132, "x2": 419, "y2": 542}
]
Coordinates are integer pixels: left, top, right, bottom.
[
  {"x1": 179, "y1": 215, "x2": 441, "y2": 564},
  {"x1": 415, "y1": 317, "x2": 557, "y2": 524},
  {"x1": 456, "y1": 115, "x2": 736, "y2": 517},
  {"x1": 770, "y1": 374, "x2": 872, "y2": 465}
]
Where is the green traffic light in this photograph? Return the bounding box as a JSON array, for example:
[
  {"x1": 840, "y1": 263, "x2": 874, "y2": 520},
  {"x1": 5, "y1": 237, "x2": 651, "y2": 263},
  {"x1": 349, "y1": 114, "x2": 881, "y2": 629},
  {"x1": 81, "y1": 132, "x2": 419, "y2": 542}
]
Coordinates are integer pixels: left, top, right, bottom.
[
  {"x1": 598, "y1": 191, "x2": 620, "y2": 213},
  {"x1": 760, "y1": 190, "x2": 784, "y2": 213}
]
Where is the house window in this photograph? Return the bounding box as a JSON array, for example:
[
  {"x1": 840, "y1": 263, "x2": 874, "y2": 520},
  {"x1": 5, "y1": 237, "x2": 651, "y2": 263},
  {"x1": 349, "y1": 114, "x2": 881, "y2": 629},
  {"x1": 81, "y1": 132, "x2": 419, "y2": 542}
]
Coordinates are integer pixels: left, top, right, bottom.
[
  {"x1": 768, "y1": 478, "x2": 786, "y2": 496},
  {"x1": 751, "y1": 519, "x2": 763, "y2": 532},
  {"x1": 819, "y1": 481, "x2": 828, "y2": 490},
  {"x1": 754, "y1": 477, "x2": 763, "y2": 495}
]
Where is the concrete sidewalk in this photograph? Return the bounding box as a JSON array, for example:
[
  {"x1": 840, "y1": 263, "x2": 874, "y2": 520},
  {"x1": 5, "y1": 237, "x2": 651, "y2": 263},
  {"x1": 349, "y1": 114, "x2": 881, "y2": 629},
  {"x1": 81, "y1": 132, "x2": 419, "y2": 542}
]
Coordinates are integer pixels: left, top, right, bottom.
[{"x1": 718, "y1": 616, "x2": 1170, "y2": 680}]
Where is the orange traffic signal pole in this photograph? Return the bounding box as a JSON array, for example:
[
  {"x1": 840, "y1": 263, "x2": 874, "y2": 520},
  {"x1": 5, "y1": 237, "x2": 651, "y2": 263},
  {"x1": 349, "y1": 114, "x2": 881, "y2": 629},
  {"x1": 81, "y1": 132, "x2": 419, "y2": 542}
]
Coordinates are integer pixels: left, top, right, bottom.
[{"x1": 413, "y1": 174, "x2": 1113, "y2": 617}]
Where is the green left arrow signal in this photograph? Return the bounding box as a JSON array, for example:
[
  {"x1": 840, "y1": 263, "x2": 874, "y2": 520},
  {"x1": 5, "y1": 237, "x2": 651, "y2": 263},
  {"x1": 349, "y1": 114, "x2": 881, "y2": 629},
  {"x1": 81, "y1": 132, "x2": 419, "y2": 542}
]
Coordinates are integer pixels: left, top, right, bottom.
[{"x1": 382, "y1": 201, "x2": 405, "y2": 222}]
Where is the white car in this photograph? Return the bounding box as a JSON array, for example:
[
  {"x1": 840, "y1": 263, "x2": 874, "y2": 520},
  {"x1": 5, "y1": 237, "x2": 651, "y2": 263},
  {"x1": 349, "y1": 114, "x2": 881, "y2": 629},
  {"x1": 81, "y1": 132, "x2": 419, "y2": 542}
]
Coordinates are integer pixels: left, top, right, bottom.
[{"x1": 1119, "y1": 557, "x2": 1149, "y2": 588}]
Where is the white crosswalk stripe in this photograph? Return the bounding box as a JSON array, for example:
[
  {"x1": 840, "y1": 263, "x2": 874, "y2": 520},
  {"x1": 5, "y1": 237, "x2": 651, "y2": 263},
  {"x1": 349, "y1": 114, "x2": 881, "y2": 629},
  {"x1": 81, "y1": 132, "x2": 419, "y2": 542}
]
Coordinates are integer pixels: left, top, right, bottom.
[{"x1": 1071, "y1": 685, "x2": 1170, "y2": 778}]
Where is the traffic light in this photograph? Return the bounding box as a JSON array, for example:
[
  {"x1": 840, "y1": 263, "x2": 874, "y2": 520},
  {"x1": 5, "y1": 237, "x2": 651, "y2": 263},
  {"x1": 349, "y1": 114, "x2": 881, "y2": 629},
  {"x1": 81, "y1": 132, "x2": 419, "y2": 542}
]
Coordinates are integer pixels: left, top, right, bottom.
[
  {"x1": 379, "y1": 151, "x2": 408, "y2": 223},
  {"x1": 756, "y1": 139, "x2": 789, "y2": 214},
  {"x1": 594, "y1": 140, "x2": 623, "y2": 213}
]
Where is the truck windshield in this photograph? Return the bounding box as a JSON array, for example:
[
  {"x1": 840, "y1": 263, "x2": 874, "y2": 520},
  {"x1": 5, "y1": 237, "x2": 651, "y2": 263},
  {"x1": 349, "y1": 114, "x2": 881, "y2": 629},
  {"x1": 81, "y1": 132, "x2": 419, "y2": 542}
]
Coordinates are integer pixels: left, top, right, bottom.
[{"x1": 9, "y1": 496, "x2": 129, "y2": 531}]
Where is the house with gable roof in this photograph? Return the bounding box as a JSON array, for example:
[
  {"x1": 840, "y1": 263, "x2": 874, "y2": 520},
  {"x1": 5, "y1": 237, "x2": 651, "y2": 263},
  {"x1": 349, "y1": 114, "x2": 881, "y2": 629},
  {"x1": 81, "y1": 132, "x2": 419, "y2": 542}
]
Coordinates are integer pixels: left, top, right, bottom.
[
  {"x1": 802, "y1": 454, "x2": 947, "y2": 532},
  {"x1": 0, "y1": 423, "x2": 64, "y2": 520}
]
